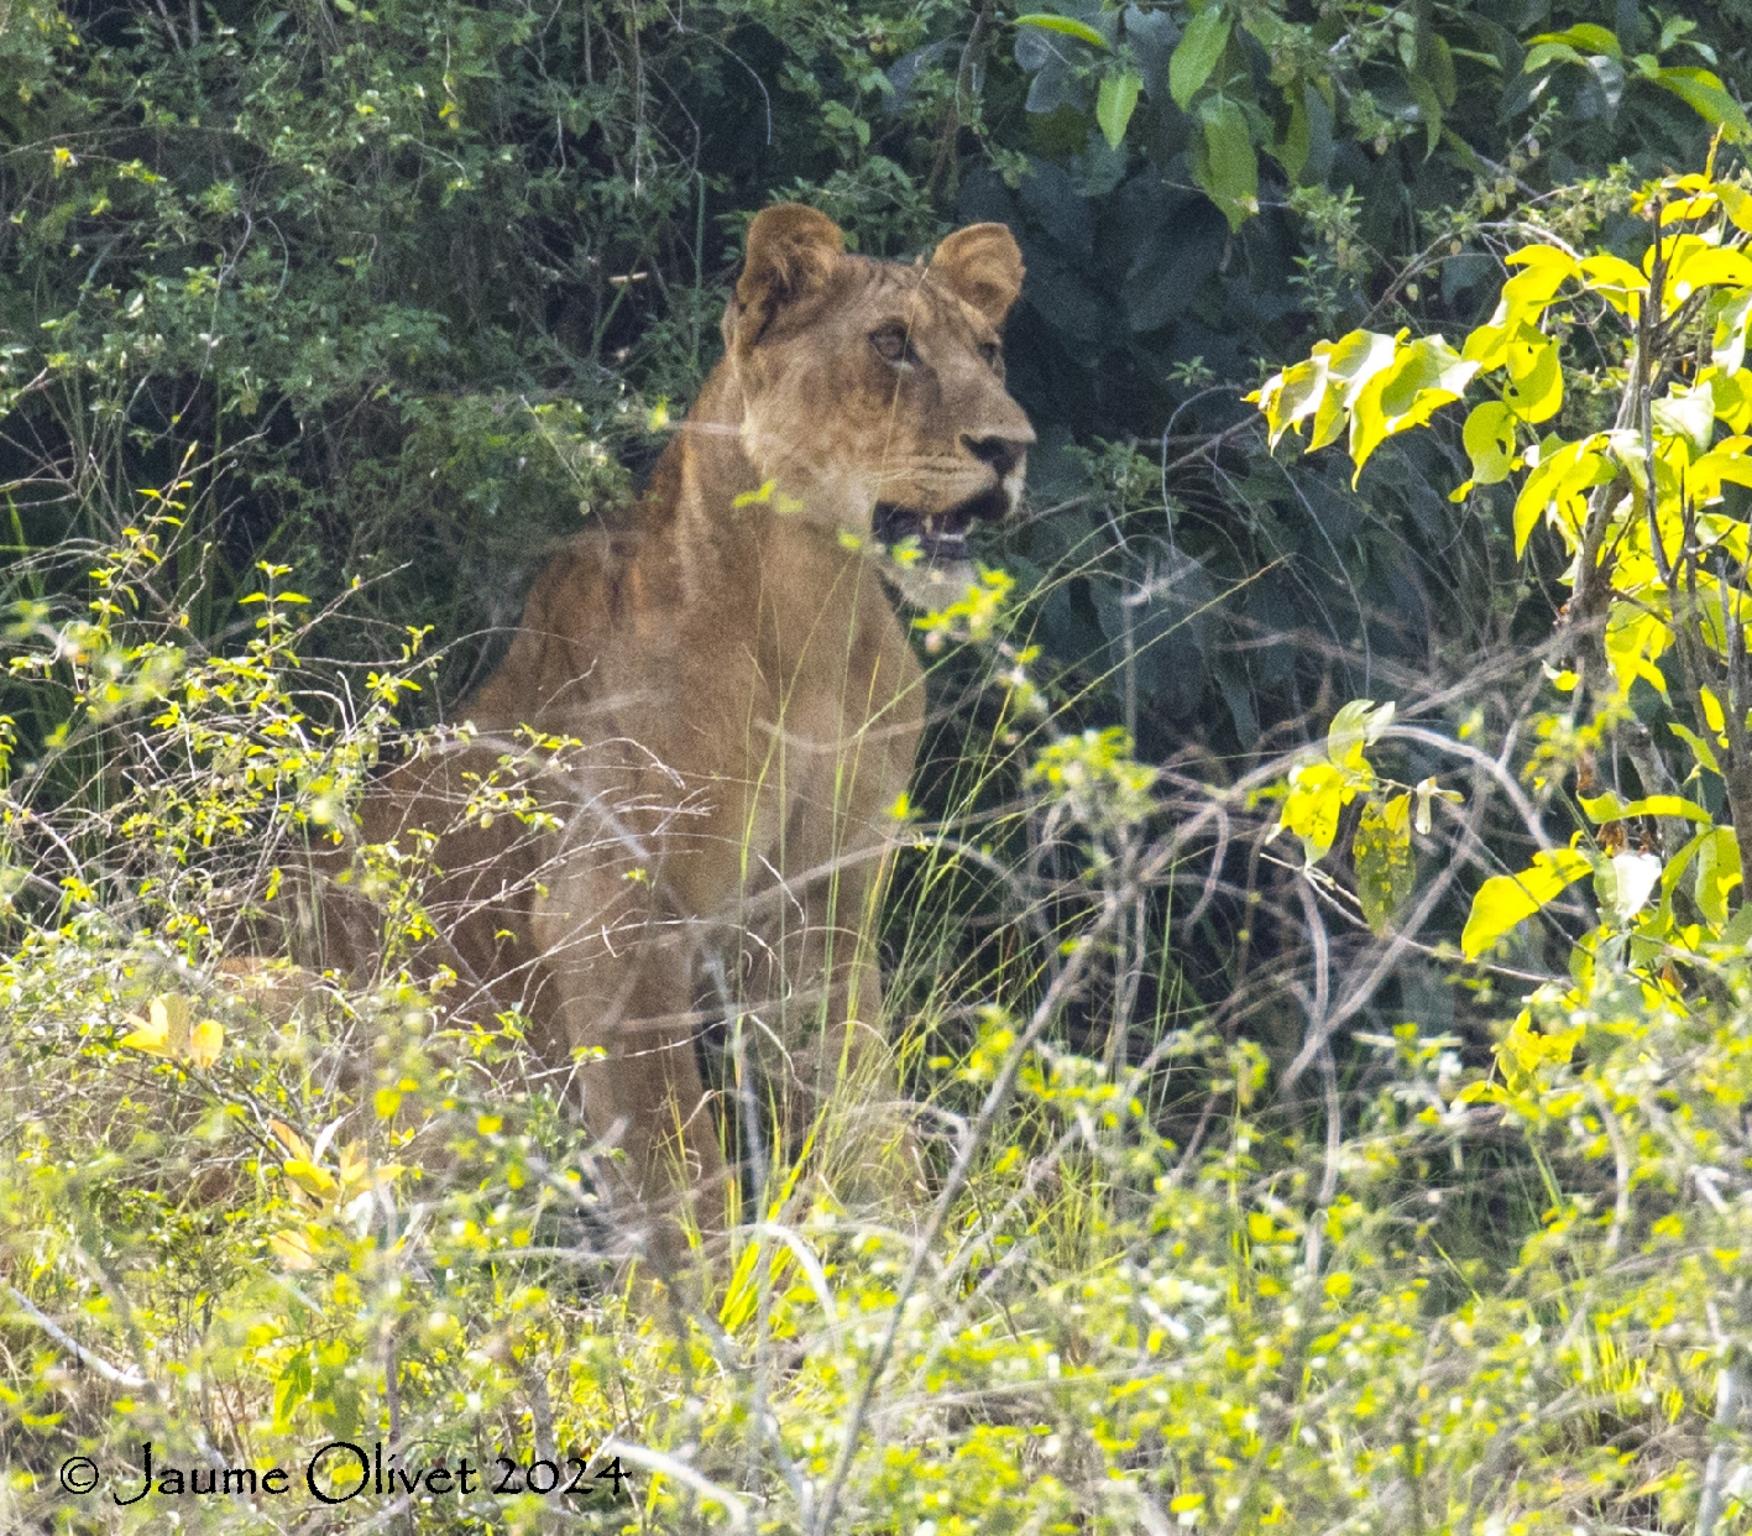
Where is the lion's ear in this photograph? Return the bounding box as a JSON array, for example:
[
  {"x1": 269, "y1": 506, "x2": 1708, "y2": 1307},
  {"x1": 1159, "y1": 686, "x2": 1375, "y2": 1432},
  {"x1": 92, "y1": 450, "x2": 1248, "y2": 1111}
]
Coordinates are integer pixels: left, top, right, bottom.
[
  {"x1": 928, "y1": 223, "x2": 1024, "y2": 327},
  {"x1": 730, "y1": 204, "x2": 845, "y2": 348}
]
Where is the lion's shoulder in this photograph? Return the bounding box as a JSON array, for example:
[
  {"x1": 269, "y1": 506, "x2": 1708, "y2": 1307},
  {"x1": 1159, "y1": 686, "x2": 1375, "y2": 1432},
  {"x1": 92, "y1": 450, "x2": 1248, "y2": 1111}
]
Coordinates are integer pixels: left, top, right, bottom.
[{"x1": 460, "y1": 527, "x2": 673, "y2": 728}]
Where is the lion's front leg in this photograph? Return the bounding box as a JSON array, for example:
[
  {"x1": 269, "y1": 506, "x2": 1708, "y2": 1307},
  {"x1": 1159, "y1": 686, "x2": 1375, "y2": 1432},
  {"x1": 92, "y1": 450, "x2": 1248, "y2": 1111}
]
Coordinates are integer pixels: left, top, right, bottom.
[
  {"x1": 530, "y1": 848, "x2": 729, "y2": 1267},
  {"x1": 746, "y1": 855, "x2": 925, "y2": 1206}
]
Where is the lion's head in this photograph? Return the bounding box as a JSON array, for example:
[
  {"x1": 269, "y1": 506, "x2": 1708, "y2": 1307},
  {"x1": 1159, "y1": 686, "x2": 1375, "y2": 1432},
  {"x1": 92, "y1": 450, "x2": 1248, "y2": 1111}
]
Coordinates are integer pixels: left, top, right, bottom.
[{"x1": 722, "y1": 204, "x2": 1034, "y2": 569}]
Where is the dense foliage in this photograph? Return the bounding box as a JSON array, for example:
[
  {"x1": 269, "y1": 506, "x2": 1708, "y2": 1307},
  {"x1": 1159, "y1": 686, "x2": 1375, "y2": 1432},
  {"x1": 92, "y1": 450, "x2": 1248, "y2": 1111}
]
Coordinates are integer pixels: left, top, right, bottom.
[{"x1": 9, "y1": 0, "x2": 1752, "y2": 1531}]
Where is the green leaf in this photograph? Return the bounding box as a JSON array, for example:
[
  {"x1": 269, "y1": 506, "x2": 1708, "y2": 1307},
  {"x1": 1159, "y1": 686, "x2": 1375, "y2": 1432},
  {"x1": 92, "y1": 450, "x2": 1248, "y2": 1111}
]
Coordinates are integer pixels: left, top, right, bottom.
[
  {"x1": 1648, "y1": 66, "x2": 1752, "y2": 142},
  {"x1": 1408, "y1": 75, "x2": 1443, "y2": 158},
  {"x1": 1197, "y1": 95, "x2": 1258, "y2": 230},
  {"x1": 1275, "y1": 86, "x2": 1310, "y2": 181},
  {"x1": 1354, "y1": 796, "x2": 1414, "y2": 936},
  {"x1": 1014, "y1": 13, "x2": 1109, "y2": 49},
  {"x1": 1460, "y1": 848, "x2": 1591, "y2": 959},
  {"x1": 1523, "y1": 41, "x2": 1587, "y2": 75},
  {"x1": 1714, "y1": 183, "x2": 1752, "y2": 237},
  {"x1": 1096, "y1": 69, "x2": 1144, "y2": 151},
  {"x1": 1721, "y1": 894, "x2": 1752, "y2": 945},
  {"x1": 1170, "y1": 7, "x2": 1231, "y2": 110},
  {"x1": 1524, "y1": 24, "x2": 1622, "y2": 60},
  {"x1": 1427, "y1": 34, "x2": 1458, "y2": 106}
]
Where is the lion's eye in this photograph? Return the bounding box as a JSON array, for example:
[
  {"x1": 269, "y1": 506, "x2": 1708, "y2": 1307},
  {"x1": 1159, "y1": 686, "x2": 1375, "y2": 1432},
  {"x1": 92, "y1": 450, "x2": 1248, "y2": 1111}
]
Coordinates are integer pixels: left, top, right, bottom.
[
  {"x1": 978, "y1": 341, "x2": 1003, "y2": 369},
  {"x1": 871, "y1": 325, "x2": 913, "y2": 364}
]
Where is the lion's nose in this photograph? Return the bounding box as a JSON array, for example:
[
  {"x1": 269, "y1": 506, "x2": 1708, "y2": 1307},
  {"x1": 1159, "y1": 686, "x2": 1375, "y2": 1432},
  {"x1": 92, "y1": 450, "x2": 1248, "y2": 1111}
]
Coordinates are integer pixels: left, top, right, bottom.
[{"x1": 962, "y1": 430, "x2": 1033, "y2": 478}]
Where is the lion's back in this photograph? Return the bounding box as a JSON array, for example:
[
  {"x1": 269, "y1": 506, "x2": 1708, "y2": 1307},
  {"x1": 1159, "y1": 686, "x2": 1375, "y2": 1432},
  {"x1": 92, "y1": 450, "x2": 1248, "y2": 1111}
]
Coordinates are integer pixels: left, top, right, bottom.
[{"x1": 461, "y1": 528, "x2": 679, "y2": 734}]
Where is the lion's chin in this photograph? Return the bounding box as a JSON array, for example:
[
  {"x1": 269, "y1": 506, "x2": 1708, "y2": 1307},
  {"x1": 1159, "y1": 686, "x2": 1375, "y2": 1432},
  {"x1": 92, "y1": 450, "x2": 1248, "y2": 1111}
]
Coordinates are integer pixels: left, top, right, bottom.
[{"x1": 883, "y1": 554, "x2": 980, "y2": 612}]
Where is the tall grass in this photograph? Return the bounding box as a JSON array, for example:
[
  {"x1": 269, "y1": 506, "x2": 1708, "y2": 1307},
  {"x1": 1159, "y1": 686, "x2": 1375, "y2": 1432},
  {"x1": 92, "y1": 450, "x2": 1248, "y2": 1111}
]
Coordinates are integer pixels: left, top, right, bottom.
[{"x1": 4, "y1": 456, "x2": 1746, "y2": 1534}]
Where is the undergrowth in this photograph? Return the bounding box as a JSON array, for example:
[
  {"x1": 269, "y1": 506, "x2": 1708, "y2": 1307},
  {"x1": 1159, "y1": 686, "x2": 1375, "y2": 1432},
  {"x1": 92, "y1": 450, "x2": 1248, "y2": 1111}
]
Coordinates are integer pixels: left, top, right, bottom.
[{"x1": 2, "y1": 472, "x2": 1748, "y2": 1534}]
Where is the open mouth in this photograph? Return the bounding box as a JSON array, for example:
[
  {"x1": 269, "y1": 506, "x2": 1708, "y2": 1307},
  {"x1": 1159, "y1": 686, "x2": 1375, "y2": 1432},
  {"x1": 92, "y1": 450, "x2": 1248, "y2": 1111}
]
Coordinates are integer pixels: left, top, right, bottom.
[{"x1": 872, "y1": 484, "x2": 1011, "y2": 562}]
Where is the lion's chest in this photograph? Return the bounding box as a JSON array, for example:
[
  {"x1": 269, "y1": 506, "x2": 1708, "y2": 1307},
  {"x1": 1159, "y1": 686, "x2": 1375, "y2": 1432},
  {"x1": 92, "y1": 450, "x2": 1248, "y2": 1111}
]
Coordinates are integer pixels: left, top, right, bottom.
[
  {"x1": 501, "y1": 529, "x2": 924, "y2": 918},
  {"x1": 740, "y1": 549, "x2": 921, "y2": 863}
]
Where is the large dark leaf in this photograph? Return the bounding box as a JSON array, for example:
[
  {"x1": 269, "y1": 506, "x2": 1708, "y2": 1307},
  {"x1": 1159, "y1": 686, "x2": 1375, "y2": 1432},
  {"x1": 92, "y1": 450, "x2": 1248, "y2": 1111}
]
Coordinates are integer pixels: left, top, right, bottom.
[
  {"x1": 1120, "y1": 195, "x2": 1227, "y2": 334},
  {"x1": 1122, "y1": 5, "x2": 1180, "y2": 98},
  {"x1": 1020, "y1": 158, "x2": 1097, "y2": 258}
]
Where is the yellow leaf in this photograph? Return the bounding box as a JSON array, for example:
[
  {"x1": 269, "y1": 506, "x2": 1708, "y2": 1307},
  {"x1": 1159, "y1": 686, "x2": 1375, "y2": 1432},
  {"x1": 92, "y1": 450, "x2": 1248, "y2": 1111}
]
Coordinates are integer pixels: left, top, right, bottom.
[
  {"x1": 119, "y1": 1000, "x2": 174, "y2": 1058},
  {"x1": 1603, "y1": 604, "x2": 1671, "y2": 699},
  {"x1": 1349, "y1": 335, "x2": 1478, "y2": 484},
  {"x1": 1700, "y1": 369, "x2": 1752, "y2": 432},
  {"x1": 1578, "y1": 252, "x2": 1646, "y2": 318},
  {"x1": 732, "y1": 479, "x2": 778, "y2": 508},
  {"x1": 1700, "y1": 684, "x2": 1727, "y2": 738},
  {"x1": 1462, "y1": 400, "x2": 1518, "y2": 486},
  {"x1": 268, "y1": 1118, "x2": 311, "y2": 1161},
  {"x1": 1251, "y1": 354, "x2": 1329, "y2": 446},
  {"x1": 121, "y1": 995, "x2": 219, "y2": 1068},
  {"x1": 1511, "y1": 437, "x2": 1613, "y2": 557},
  {"x1": 1461, "y1": 848, "x2": 1592, "y2": 959},
  {"x1": 1354, "y1": 796, "x2": 1414, "y2": 936},
  {"x1": 280, "y1": 1158, "x2": 337, "y2": 1200},
  {"x1": 1502, "y1": 328, "x2": 1563, "y2": 423},
  {"x1": 1501, "y1": 1008, "x2": 1584, "y2": 1083},
  {"x1": 1688, "y1": 439, "x2": 1752, "y2": 503},
  {"x1": 1281, "y1": 760, "x2": 1352, "y2": 863},
  {"x1": 1462, "y1": 319, "x2": 1510, "y2": 372},
  {"x1": 1578, "y1": 791, "x2": 1711, "y2": 824},
  {"x1": 1664, "y1": 240, "x2": 1752, "y2": 308},
  {"x1": 1253, "y1": 330, "x2": 1407, "y2": 454},
  {"x1": 1502, "y1": 242, "x2": 1578, "y2": 284},
  {"x1": 186, "y1": 1017, "x2": 223, "y2": 1070},
  {"x1": 268, "y1": 1226, "x2": 322, "y2": 1271}
]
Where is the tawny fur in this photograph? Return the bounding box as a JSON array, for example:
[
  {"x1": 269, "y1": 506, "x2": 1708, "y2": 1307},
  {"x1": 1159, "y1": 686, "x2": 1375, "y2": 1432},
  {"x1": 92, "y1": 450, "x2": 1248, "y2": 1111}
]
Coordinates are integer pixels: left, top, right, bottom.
[{"x1": 322, "y1": 206, "x2": 1034, "y2": 1251}]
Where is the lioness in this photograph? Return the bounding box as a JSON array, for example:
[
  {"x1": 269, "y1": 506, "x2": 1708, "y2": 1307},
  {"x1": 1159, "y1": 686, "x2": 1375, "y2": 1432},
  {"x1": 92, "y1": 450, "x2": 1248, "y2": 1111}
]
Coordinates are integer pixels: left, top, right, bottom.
[{"x1": 337, "y1": 206, "x2": 1032, "y2": 1250}]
